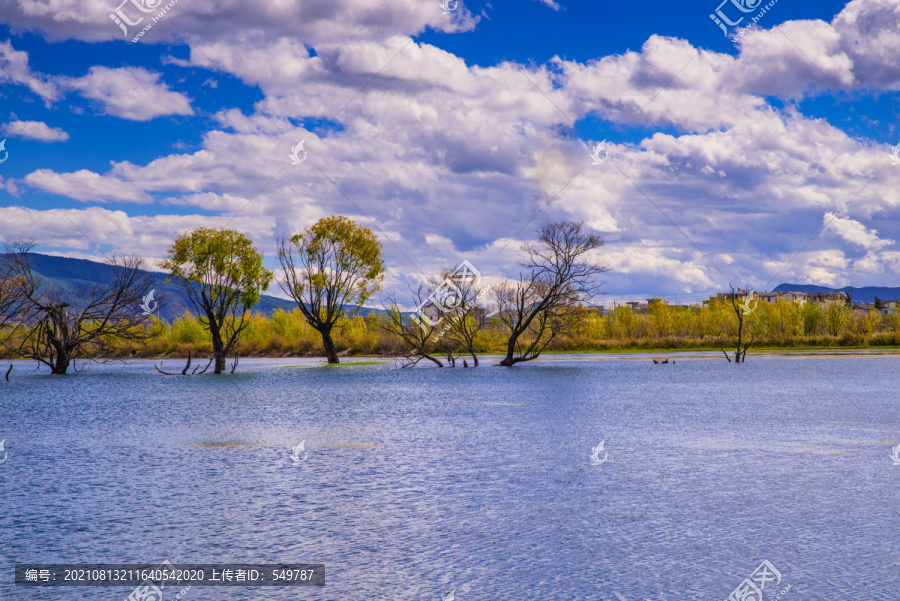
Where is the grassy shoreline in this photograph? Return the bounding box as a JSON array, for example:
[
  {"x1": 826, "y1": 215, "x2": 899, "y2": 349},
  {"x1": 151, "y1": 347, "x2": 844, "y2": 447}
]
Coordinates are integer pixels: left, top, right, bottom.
[
  {"x1": 4, "y1": 303, "x2": 900, "y2": 363},
  {"x1": 5, "y1": 345, "x2": 896, "y2": 364}
]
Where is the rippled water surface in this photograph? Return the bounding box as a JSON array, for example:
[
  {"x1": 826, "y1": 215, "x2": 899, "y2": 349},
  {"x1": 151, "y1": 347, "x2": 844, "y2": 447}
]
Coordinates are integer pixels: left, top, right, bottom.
[{"x1": 1, "y1": 354, "x2": 899, "y2": 600}]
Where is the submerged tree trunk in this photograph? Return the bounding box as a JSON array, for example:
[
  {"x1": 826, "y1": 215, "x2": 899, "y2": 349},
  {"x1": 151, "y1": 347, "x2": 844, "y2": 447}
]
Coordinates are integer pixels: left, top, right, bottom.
[
  {"x1": 499, "y1": 340, "x2": 517, "y2": 366},
  {"x1": 209, "y1": 322, "x2": 226, "y2": 374},
  {"x1": 424, "y1": 354, "x2": 444, "y2": 367},
  {"x1": 46, "y1": 329, "x2": 72, "y2": 374},
  {"x1": 51, "y1": 352, "x2": 70, "y2": 375},
  {"x1": 321, "y1": 328, "x2": 339, "y2": 364}
]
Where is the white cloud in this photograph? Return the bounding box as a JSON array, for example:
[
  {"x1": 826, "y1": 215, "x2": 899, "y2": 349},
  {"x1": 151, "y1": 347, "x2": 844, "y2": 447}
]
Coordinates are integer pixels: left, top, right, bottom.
[
  {"x1": 3, "y1": 0, "x2": 900, "y2": 297},
  {"x1": 0, "y1": 40, "x2": 59, "y2": 102},
  {"x1": 833, "y1": 0, "x2": 900, "y2": 89},
  {"x1": 24, "y1": 169, "x2": 152, "y2": 203},
  {"x1": 0, "y1": 0, "x2": 477, "y2": 44},
  {"x1": 2, "y1": 120, "x2": 69, "y2": 142},
  {"x1": 732, "y1": 19, "x2": 855, "y2": 97},
  {"x1": 0, "y1": 43, "x2": 194, "y2": 122},
  {"x1": 66, "y1": 66, "x2": 194, "y2": 121},
  {"x1": 824, "y1": 212, "x2": 895, "y2": 251}
]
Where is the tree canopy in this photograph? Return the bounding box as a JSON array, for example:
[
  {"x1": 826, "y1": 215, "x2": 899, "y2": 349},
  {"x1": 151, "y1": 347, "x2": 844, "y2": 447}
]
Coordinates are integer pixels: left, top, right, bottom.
[
  {"x1": 278, "y1": 215, "x2": 384, "y2": 363},
  {"x1": 162, "y1": 227, "x2": 273, "y2": 373}
]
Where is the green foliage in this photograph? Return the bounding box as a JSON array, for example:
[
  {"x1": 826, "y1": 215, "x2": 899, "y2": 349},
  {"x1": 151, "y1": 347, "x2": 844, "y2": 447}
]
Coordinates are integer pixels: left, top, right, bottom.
[
  {"x1": 801, "y1": 302, "x2": 822, "y2": 335},
  {"x1": 287, "y1": 215, "x2": 385, "y2": 311},
  {"x1": 160, "y1": 227, "x2": 273, "y2": 371},
  {"x1": 13, "y1": 292, "x2": 900, "y2": 362},
  {"x1": 824, "y1": 303, "x2": 850, "y2": 336},
  {"x1": 169, "y1": 311, "x2": 208, "y2": 344},
  {"x1": 161, "y1": 227, "x2": 273, "y2": 312}
]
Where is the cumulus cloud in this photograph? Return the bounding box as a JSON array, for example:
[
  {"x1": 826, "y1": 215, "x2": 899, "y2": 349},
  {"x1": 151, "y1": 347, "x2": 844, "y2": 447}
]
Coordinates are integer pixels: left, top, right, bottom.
[
  {"x1": 833, "y1": 0, "x2": 900, "y2": 89},
  {"x1": 0, "y1": 43, "x2": 193, "y2": 121},
  {"x1": 24, "y1": 169, "x2": 152, "y2": 203},
  {"x1": 2, "y1": 120, "x2": 69, "y2": 142},
  {"x1": 66, "y1": 66, "x2": 194, "y2": 121},
  {"x1": 0, "y1": 0, "x2": 476, "y2": 44},
  {"x1": 0, "y1": 40, "x2": 59, "y2": 102},
  {"x1": 824, "y1": 212, "x2": 895, "y2": 251},
  {"x1": 3, "y1": 0, "x2": 900, "y2": 297}
]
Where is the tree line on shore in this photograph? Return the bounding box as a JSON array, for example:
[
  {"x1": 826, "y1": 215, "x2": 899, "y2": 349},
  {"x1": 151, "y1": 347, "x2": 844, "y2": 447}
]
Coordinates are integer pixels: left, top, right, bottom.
[
  {"x1": 108, "y1": 297, "x2": 900, "y2": 361},
  {"x1": 3, "y1": 215, "x2": 898, "y2": 376},
  {"x1": 0, "y1": 217, "x2": 609, "y2": 374}
]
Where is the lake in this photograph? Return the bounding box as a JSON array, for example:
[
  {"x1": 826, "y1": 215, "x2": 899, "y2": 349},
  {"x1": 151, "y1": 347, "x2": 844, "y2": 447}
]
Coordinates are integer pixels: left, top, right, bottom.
[{"x1": 1, "y1": 353, "x2": 898, "y2": 600}]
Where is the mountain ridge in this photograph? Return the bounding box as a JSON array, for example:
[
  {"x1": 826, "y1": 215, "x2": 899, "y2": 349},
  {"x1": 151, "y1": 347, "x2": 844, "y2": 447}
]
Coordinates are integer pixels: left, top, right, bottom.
[
  {"x1": 5, "y1": 253, "x2": 379, "y2": 322},
  {"x1": 772, "y1": 283, "x2": 900, "y2": 302}
]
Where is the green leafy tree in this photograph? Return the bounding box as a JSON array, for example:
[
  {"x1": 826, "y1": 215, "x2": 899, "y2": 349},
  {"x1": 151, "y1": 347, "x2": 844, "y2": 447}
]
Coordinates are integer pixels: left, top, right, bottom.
[
  {"x1": 647, "y1": 297, "x2": 675, "y2": 338},
  {"x1": 162, "y1": 228, "x2": 273, "y2": 374},
  {"x1": 801, "y1": 301, "x2": 822, "y2": 336},
  {"x1": 771, "y1": 296, "x2": 801, "y2": 336},
  {"x1": 605, "y1": 304, "x2": 642, "y2": 339},
  {"x1": 824, "y1": 302, "x2": 849, "y2": 336},
  {"x1": 277, "y1": 216, "x2": 384, "y2": 364}
]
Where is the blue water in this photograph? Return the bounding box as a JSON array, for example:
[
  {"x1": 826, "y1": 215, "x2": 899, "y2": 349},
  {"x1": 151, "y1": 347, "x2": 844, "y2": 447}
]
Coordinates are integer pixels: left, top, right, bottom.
[{"x1": 1, "y1": 354, "x2": 898, "y2": 600}]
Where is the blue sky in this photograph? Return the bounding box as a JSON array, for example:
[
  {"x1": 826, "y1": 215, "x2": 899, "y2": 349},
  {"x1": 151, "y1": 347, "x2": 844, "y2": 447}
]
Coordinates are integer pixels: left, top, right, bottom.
[{"x1": 1, "y1": 0, "x2": 899, "y2": 306}]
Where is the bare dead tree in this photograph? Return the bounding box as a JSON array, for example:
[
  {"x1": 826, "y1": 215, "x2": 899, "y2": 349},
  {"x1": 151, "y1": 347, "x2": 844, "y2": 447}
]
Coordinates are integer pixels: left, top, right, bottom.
[
  {"x1": 728, "y1": 285, "x2": 755, "y2": 363},
  {"x1": 494, "y1": 221, "x2": 610, "y2": 366},
  {"x1": 379, "y1": 287, "x2": 445, "y2": 367},
  {"x1": 154, "y1": 351, "x2": 214, "y2": 375},
  {"x1": 433, "y1": 327, "x2": 465, "y2": 368},
  {"x1": 0, "y1": 242, "x2": 32, "y2": 379},
  {"x1": 0, "y1": 241, "x2": 33, "y2": 347},
  {"x1": 439, "y1": 268, "x2": 488, "y2": 367},
  {"x1": 7, "y1": 243, "x2": 156, "y2": 375}
]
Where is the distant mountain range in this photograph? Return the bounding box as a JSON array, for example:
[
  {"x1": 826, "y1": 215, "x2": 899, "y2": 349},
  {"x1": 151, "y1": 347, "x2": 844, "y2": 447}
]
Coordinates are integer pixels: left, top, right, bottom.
[
  {"x1": 9, "y1": 253, "x2": 379, "y2": 322},
  {"x1": 773, "y1": 283, "x2": 900, "y2": 302},
  {"x1": 15, "y1": 254, "x2": 900, "y2": 319}
]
